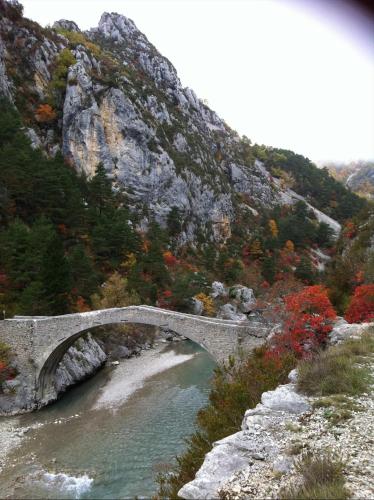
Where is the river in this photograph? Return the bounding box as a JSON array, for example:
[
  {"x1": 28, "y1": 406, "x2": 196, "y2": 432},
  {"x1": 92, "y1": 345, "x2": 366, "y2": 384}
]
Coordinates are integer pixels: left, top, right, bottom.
[{"x1": 0, "y1": 340, "x2": 216, "y2": 499}]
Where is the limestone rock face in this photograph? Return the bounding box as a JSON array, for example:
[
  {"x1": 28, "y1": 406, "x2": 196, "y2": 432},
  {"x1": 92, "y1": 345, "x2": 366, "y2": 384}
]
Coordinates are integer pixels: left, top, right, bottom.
[
  {"x1": 53, "y1": 19, "x2": 81, "y2": 32},
  {"x1": 0, "y1": 4, "x2": 343, "y2": 243},
  {"x1": 54, "y1": 333, "x2": 107, "y2": 394},
  {"x1": 0, "y1": 38, "x2": 12, "y2": 100},
  {"x1": 178, "y1": 431, "x2": 271, "y2": 499}
]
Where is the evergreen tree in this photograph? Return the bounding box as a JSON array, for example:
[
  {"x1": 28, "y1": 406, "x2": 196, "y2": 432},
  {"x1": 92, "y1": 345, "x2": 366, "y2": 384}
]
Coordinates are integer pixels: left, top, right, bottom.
[
  {"x1": 315, "y1": 222, "x2": 334, "y2": 247},
  {"x1": 262, "y1": 255, "x2": 277, "y2": 284},
  {"x1": 88, "y1": 163, "x2": 114, "y2": 215},
  {"x1": 167, "y1": 206, "x2": 182, "y2": 236},
  {"x1": 41, "y1": 233, "x2": 72, "y2": 314},
  {"x1": 295, "y1": 256, "x2": 315, "y2": 283},
  {"x1": 69, "y1": 244, "x2": 99, "y2": 299}
]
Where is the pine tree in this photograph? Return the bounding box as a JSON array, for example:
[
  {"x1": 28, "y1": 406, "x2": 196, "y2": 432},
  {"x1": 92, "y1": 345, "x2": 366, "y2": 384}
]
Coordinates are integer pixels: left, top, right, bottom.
[
  {"x1": 89, "y1": 163, "x2": 114, "y2": 215},
  {"x1": 295, "y1": 256, "x2": 315, "y2": 283},
  {"x1": 41, "y1": 233, "x2": 72, "y2": 314}
]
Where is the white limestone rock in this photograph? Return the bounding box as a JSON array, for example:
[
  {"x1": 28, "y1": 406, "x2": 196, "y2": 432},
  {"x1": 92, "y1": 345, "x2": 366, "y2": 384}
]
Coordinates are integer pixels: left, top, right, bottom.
[
  {"x1": 261, "y1": 384, "x2": 311, "y2": 414},
  {"x1": 211, "y1": 281, "x2": 227, "y2": 299},
  {"x1": 178, "y1": 431, "x2": 271, "y2": 499},
  {"x1": 229, "y1": 285, "x2": 256, "y2": 313},
  {"x1": 288, "y1": 369, "x2": 298, "y2": 383},
  {"x1": 0, "y1": 38, "x2": 13, "y2": 100},
  {"x1": 217, "y1": 303, "x2": 247, "y2": 322},
  {"x1": 329, "y1": 321, "x2": 374, "y2": 345},
  {"x1": 25, "y1": 128, "x2": 42, "y2": 150},
  {"x1": 191, "y1": 297, "x2": 203, "y2": 316},
  {"x1": 53, "y1": 19, "x2": 81, "y2": 32},
  {"x1": 54, "y1": 334, "x2": 107, "y2": 394},
  {"x1": 272, "y1": 455, "x2": 294, "y2": 474}
]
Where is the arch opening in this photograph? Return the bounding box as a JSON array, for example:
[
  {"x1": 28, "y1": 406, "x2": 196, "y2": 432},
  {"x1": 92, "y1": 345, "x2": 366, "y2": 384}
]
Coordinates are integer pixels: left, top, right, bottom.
[{"x1": 36, "y1": 320, "x2": 208, "y2": 405}]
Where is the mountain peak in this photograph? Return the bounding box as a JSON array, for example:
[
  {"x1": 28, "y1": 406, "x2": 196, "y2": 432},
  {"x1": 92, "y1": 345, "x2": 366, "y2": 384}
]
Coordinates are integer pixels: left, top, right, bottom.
[
  {"x1": 96, "y1": 12, "x2": 140, "y2": 42},
  {"x1": 53, "y1": 19, "x2": 80, "y2": 33}
]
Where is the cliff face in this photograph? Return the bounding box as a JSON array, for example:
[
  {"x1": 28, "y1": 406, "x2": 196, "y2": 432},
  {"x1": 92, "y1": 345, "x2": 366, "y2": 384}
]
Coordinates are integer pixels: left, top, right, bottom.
[
  {"x1": 0, "y1": 2, "x2": 306, "y2": 244},
  {"x1": 54, "y1": 334, "x2": 107, "y2": 394}
]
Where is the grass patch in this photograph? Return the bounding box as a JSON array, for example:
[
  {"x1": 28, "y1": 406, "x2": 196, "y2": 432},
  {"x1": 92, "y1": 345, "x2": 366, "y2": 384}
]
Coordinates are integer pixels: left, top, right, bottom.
[
  {"x1": 297, "y1": 333, "x2": 373, "y2": 397},
  {"x1": 284, "y1": 421, "x2": 302, "y2": 433},
  {"x1": 313, "y1": 395, "x2": 362, "y2": 412},
  {"x1": 280, "y1": 451, "x2": 350, "y2": 499},
  {"x1": 286, "y1": 441, "x2": 305, "y2": 456}
]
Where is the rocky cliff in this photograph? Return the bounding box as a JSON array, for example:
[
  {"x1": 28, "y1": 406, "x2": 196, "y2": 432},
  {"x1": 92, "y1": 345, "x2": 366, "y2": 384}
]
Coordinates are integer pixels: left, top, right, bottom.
[{"x1": 0, "y1": 0, "x2": 347, "y2": 245}]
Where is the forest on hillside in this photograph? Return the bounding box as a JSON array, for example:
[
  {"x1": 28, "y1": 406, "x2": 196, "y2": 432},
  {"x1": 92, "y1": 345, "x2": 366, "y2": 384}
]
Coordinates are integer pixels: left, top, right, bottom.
[{"x1": 0, "y1": 97, "x2": 372, "y2": 320}]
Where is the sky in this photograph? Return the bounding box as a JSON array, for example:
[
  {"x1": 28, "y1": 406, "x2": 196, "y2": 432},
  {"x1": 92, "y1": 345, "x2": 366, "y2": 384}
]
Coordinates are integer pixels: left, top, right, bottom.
[{"x1": 21, "y1": 0, "x2": 374, "y2": 164}]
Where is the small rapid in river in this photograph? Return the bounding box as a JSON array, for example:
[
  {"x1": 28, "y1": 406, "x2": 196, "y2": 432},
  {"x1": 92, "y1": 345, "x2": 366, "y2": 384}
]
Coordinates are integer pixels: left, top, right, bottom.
[{"x1": 0, "y1": 340, "x2": 216, "y2": 499}]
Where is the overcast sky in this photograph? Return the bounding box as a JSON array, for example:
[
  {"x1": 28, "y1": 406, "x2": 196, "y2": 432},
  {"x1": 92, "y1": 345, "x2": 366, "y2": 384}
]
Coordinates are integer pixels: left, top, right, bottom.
[{"x1": 21, "y1": 0, "x2": 374, "y2": 164}]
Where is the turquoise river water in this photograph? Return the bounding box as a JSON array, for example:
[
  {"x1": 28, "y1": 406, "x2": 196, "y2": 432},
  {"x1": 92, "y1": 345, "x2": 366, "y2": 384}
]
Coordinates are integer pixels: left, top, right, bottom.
[{"x1": 0, "y1": 341, "x2": 216, "y2": 499}]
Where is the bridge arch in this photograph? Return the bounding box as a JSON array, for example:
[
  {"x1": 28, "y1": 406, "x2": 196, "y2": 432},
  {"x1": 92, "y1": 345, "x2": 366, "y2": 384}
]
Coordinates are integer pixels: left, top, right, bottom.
[
  {"x1": 0, "y1": 306, "x2": 269, "y2": 412},
  {"x1": 36, "y1": 322, "x2": 208, "y2": 404}
]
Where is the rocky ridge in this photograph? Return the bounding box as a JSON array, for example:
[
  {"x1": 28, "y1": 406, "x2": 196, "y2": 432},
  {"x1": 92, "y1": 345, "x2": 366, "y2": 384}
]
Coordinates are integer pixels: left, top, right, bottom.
[
  {"x1": 178, "y1": 321, "x2": 374, "y2": 499},
  {"x1": 0, "y1": 1, "x2": 343, "y2": 244}
]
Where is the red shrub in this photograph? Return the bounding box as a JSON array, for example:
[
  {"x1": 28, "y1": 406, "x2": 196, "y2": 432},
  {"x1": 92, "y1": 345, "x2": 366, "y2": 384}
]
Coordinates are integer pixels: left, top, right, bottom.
[
  {"x1": 344, "y1": 285, "x2": 374, "y2": 324},
  {"x1": 268, "y1": 285, "x2": 336, "y2": 359}
]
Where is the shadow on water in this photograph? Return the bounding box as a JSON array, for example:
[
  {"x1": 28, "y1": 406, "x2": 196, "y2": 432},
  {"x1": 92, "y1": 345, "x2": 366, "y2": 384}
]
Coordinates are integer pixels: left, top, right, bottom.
[{"x1": 0, "y1": 340, "x2": 216, "y2": 499}]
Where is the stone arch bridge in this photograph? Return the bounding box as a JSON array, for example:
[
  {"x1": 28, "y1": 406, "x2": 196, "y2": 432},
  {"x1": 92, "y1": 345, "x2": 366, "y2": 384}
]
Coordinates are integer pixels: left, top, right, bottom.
[{"x1": 0, "y1": 306, "x2": 269, "y2": 413}]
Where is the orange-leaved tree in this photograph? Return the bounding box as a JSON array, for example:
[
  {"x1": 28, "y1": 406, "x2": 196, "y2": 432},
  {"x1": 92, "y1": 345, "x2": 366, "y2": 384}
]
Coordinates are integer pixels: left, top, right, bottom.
[
  {"x1": 35, "y1": 104, "x2": 57, "y2": 123},
  {"x1": 344, "y1": 284, "x2": 374, "y2": 324}
]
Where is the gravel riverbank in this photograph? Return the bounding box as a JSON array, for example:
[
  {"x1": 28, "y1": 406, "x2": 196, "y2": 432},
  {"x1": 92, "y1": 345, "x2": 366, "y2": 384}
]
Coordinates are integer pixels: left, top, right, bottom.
[{"x1": 0, "y1": 417, "x2": 22, "y2": 473}]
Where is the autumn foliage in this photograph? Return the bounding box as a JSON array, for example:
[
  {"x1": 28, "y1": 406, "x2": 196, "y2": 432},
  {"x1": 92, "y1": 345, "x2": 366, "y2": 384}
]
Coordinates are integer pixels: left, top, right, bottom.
[
  {"x1": 0, "y1": 342, "x2": 16, "y2": 387},
  {"x1": 163, "y1": 251, "x2": 178, "y2": 267},
  {"x1": 268, "y1": 285, "x2": 336, "y2": 359},
  {"x1": 194, "y1": 292, "x2": 215, "y2": 317},
  {"x1": 344, "y1": 285, "x2": 374, "y2": 324},
  {"x1": 35, "y1": 104, "x2": 56, "y2": 123}
]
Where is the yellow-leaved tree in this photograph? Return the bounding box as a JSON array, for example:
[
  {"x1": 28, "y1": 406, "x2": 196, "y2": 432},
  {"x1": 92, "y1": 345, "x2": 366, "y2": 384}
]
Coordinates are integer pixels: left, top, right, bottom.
[
  {"x1": 194, "y1": 292, "x2": 215, "y2": 317},
  {"x1": 91, "y1": 272, "x2": 155, "y2": 347},
  {"x1": 91, "y1": 271, "x2": 140, "y2": 309},
  {"x1": 269, "y1": 219, "x2": 278, "y2": 238}
]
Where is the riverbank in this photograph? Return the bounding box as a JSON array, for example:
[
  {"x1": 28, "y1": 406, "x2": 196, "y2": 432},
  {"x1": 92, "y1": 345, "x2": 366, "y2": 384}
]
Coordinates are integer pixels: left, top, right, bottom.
[
  {"x1": 94, "y1": 342, "x2": 194, "y2": 409},
  {"x1": 0, "y1": 417, "x2": 22, "y2": 473},
  {"x1": 0, "y1": 342, "x2": 187, "y2": 472},
  {"x1": 0, "y1": 340, "x2": 216, "y2": 498}
]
